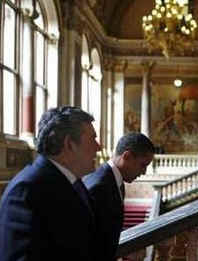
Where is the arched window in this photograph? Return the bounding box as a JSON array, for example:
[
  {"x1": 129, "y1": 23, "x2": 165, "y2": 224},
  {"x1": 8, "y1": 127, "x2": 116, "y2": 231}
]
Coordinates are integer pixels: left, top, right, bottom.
[
  {"x1": 89, "y1": 48, "x2": 102, "y2": 141},
  {"x1": 81, "y1": 36, "x2": 102, "y2": 141},
  {"x1": 0, "y1": 0, "x2": 59, "y2": 141},
  {"x1": 81, "y1": 35, "x2": 91, "y2": 112}
]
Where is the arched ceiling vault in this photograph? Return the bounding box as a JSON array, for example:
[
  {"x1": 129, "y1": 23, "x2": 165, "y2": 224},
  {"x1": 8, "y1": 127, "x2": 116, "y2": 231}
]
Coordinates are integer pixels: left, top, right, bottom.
[
  {"x1": 91, "y1": 0, "x2": 155, "y2": 39},
  {"x1": 89, "y1": 0, "x2": 197, "y2": 40}
]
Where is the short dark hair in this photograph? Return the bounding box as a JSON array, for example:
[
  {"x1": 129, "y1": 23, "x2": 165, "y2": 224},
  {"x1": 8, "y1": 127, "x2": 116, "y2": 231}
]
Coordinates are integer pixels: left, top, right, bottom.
[
  {"x1": 36, "y1": 106, "x2": 94, "y2": 156},
  {"x1": 115, "y1": 132, "x2": 155, "y2": 156}
]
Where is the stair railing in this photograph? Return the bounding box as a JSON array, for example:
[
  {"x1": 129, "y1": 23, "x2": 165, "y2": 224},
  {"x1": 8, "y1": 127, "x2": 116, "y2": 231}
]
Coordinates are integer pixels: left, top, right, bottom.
[
  {"x1": 117, "y1": 199, "x2": 198, "y2": 258},
  {"x1": 154, "y1": 169, "x2": 198, "y2": 210},
  {"x1": 144, "y1": 188, "x2": 162, "y2": 261}
]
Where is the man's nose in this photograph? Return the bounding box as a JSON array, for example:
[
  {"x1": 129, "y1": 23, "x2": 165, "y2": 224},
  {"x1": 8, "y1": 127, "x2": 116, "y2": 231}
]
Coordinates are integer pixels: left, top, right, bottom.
[{"x1": 96, "y1": 142, "x2": 102, "y2": 151}]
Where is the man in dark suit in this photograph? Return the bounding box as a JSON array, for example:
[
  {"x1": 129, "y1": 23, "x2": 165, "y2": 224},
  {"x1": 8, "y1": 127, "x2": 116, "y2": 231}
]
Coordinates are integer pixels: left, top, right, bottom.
[
  {"x1": 83, "y1": 132, "x2": 155, "y2": 261},
  {"x1": 0, "y1": 106, "x2": 101, "y2": 261}
]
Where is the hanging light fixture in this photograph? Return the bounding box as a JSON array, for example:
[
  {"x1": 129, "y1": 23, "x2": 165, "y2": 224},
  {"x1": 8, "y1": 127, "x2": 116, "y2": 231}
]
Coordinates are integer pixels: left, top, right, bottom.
[{"x1": 142, "y1": 0, "x2": 198, "y2": 59}]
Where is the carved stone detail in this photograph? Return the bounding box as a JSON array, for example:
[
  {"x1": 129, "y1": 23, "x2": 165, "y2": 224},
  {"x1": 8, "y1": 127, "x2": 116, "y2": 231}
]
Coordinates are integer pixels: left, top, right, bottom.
[
  {"x1": 103, "y1": 57, "x2": 114, "y2": 71},
  {"x1": 113, "y1": 60, "x2": 128, "y2": 73},
  {"x1": 141, "y1": 61, "x2": 156, "y2": 75}
]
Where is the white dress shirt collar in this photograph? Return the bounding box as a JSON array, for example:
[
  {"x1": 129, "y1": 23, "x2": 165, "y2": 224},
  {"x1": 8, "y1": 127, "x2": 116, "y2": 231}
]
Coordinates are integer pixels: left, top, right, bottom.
[
  {"x1": 49, "y1": 158, "x2": 77, "y2": 184},
  {"x1": 107, "y1": 159, "x2": 124, "y2": 199}
]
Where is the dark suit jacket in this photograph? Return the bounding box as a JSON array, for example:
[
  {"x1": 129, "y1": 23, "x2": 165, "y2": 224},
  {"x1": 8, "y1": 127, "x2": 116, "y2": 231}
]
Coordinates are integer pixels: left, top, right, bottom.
[
  {"x1": 83, "y1": 163, "x2": 124, "y2": 261},
  {"x1": 0, "y1": 155, "x2": 98, "y2": 261}
]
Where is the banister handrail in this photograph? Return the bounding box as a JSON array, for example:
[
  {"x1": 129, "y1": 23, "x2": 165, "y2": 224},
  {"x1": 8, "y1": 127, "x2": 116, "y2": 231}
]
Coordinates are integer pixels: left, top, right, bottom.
[
  {"x1": 117, "y1": 199, "x2": 198, "y2": 257},
  {"x1": 153, "y1": 169, "x2": 198, "y2": 206},
  {"x1": 155, "y1": 169, "x2": 198, "y2": 187},
  {"x1": 144, "y1": 189, "x2": 162, "y2": 261}
]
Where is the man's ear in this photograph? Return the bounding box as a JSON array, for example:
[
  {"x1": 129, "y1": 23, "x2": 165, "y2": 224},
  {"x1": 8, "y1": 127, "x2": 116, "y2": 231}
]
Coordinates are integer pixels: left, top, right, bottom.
[
  {"x1": 63, "y1": 135, "x2": 75, "y2": 152},
  {"x1": 122, "y1": 150, "x2": 134, "y2": 160}
]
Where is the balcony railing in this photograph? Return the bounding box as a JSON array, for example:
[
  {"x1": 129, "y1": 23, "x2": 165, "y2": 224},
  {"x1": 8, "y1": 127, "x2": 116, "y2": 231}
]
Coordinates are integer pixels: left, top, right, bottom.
[
  {"x1": 151, "y1": 154, "x2": 198, "y2": 174},
  {"x1": 153, "y1": 169, "x2": 198, "y2": 210},
  {"x1": 96, "y1": 151, "x2": 198, "y2": 178},
  {"x1": 133, "y1": 154, "x2": 198, "y2": 183}
]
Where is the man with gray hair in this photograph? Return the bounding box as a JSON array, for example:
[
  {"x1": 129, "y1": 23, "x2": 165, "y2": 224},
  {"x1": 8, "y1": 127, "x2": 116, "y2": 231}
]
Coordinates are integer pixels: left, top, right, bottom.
[
  {"x1": 0, "y1": 106, "x2": 101, "y2": 261},
  {"x1": 83, "y1": 132, "x2": 155, "y2": 261}
]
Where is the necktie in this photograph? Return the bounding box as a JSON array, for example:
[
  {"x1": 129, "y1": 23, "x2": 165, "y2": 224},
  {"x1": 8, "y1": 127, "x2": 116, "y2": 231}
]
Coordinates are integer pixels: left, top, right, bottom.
[
  {"x1": 120, "y1": 182, "x2": 125, "y2": 199},
  {"x1": 73, "y1": 179, "x2": 92, "y2": 211}
]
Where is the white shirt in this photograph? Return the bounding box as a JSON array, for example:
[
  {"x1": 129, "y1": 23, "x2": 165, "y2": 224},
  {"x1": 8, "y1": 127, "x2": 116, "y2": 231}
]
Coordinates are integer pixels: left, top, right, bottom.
[
  {"x1": 49, "y1": 159, "x2": 77, "y2": 185},
  {"x1": 107, "y1": 159, "x2": 124, "y2": 200}
]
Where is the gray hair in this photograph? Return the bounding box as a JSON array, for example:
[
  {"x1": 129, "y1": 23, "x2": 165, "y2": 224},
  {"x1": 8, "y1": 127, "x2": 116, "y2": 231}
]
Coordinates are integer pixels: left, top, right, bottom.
[{"x1": 36, "y1": 106, "x2": 94, "y2": 156}]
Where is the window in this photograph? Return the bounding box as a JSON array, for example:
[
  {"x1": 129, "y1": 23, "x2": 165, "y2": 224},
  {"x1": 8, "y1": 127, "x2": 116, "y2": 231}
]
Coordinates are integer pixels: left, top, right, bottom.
[
  {"x1": 1, "y1": 2, "x2": 18, "y2": 135},
  {"x1": 81, "y1": 35, "x2": 91, "y2": 112},
  {"x1": 89, "y1": 48, "x2": 102, "y2": 142},
  {"x1": 0, "y1": 0, "x2": 59, "y2": 139},
  {"x1": 81, "y1": 35, "x2": 102, "y2": 142}
]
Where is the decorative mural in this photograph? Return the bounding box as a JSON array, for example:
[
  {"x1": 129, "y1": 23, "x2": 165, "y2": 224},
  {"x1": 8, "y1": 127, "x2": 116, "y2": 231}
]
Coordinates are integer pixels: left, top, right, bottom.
[
  {"x1": 124, "y1": 84, "x2": 141, "y2": 133},
  {"x1": 124, "y1": 81, "x2": 198, "y2": 153},
  {"x1": 151, "y1": 83, "x2": 198, "y2": 153}
]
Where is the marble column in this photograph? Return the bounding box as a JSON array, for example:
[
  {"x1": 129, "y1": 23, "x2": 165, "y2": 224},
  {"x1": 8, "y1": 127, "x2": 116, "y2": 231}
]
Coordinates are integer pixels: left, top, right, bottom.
[
  {"x1": 102, "y1": 59, "x2": 114, "y2": 157},
  {"x1": 112, "y1": 60, "x2": 127, "y2": 150},
  {"x1": 21, "y1": 14, "x2": 34, "y2": 144},
  {"x1": 58, "y1": 1, "x2": 79, "y2": 106},
  {"x1": 141, "y1": 61, "x2": 155, "y2": 138}
]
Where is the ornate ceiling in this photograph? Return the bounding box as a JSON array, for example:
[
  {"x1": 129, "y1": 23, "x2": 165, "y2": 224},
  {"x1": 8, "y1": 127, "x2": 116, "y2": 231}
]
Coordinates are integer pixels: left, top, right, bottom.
[
  {"x1": 86, "y1": 0, "x2": 198, "y2": 41},
  {"x1": 90, "y1": 0, "x2": 155, "y2": 39},
  {"x1": 83, "y1": 0, "x2": 198, "y2": 59}
]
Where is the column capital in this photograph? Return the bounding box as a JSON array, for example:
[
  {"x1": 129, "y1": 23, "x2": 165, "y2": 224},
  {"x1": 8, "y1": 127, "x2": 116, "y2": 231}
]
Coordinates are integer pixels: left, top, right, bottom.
[
  {"x1": 47, "y1": 33, "x2": 59, "y2": 45},
  {"x1": 21, "y1": 8, "x2": 34, "y2": 22},
  {"x1": 103, "y1": 58, "x2": 114, "y2": 71},
  {"x1": 141, "y1": 60, "x2": 156, "y2": 75},
  {"x1": 113, "y1": 60, "x2": 128, "y2": 73}
]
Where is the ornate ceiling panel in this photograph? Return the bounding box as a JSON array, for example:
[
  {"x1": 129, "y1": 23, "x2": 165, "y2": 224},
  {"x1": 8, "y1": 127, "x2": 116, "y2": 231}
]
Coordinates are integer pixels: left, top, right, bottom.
[
  {"x1": 87, "y1": 0, "x2": 154, "y2": 39},
  {"x1": 86, "y1": 0, "x2": 198, "y2": 41}
]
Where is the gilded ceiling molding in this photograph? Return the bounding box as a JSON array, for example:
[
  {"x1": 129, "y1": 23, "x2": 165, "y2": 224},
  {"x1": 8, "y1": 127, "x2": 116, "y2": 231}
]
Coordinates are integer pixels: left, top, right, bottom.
[
  {"x1": 113, "y1": 60, "x2": 128, "y2": 73},
  {"x1": 102, "y1": 57, "x2": 129, "y2": 73},
  {"x1": 87, "y1": 0, "x2": 97, "y2": 8},
  {"x1": 47, "y1": 33, "x2": 59, "y2": 45},
  {"x1": 59, "y1": 1, "x2": 71, "y2": 29},
  {"x1": 59, "y1": 0, "x2": 83, "y2": 35},
  {"x1": 103, "y1": 57, "x2": 114, "y2": 71},
  {"x1": 92, "y1": 1, "x2": 105, "y2": 27},
  {"x1": 70, "y1": 1, "x2": 198, "y2": 60},
  {"x1": 111, "y1": 58, "x2": 198, "y2": 79},
  {"x1": 107, "y1": 0, "x2": 132, "y2": 37},
  {"x1": 20, "y1": 8, "x2": 34, "y2": 20},
  {"x1": 141, "y1": 61, "x2": 156, "y2": 75},
  {"x1": 75, "y1": 2, "x2": 106, "y2": 43}
]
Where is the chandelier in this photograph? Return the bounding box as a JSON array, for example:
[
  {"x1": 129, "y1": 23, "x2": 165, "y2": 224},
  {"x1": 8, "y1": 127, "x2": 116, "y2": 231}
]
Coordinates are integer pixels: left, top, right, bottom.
[{"x1": 142, "y1": 0, "x2": 198, "y2": 59}]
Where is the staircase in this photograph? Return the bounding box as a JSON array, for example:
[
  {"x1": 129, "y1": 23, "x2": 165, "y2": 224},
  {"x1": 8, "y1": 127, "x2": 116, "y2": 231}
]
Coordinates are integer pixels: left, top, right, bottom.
[
  {"x1": 123, "y1": 203, "x2": 151, "y2": 230},
  {"x1": 122, "y1": 203, "x2": 151, "y2": 261}
]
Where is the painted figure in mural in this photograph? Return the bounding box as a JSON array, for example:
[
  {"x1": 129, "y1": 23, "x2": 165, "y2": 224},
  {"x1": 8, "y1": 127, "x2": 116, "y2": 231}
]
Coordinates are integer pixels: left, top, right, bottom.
[
  {"x1": 0, "y1": 106, "x2": 102, "y2": 261},
  {"x1": 153, "y1": 84, "x2": 198, "y2": 152},
  {"x1": 83, "y1": 132, "x2": 155, "y2": 261},
  {"x1": 124, "y1": 109, "x2": 140, "y2": 133}
]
